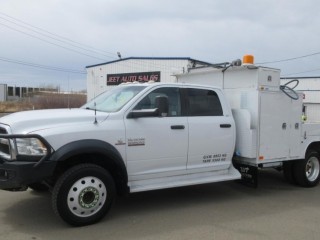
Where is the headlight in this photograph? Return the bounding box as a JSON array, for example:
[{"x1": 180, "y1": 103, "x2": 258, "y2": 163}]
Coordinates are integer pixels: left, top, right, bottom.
[{"x1": 16, "y1": 138, "x2": 48, "y2": 156}]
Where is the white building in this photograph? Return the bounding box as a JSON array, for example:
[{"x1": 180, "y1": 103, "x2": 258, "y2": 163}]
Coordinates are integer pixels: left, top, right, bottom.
[
  {"x1": 0, "y1": 84, "x2": 7, "y2": 102},
  {"x1": 281, "y1": 77, "x2": 320, "y2": 122},
  {"x1": 85, "y1": 57, "x2": 212, "y2": 101}
]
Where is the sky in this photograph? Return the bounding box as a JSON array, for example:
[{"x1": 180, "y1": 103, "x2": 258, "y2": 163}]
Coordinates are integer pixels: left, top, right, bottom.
[{"x1": 1, "y1": 0, "x2": 320, "y2": 91}]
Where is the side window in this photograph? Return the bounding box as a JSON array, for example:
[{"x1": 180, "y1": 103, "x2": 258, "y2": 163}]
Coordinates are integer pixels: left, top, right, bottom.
[
  {"x1": 187, "y1": 88, "x2": 223, "y2": 116},
  {"x1": 134, "y1": 87, "x2": 181, "y2": 117}
]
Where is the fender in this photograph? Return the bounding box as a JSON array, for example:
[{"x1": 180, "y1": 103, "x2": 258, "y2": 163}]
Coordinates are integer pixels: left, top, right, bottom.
[{"x1": 50, "y1": 139, "x2": 128, "y2": 184}]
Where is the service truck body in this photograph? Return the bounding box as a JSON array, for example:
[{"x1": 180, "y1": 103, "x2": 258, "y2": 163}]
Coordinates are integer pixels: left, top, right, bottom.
[
  {"x1": 0, "y1": 59, "x2": 320, "y2": 226},
  {"x1": 176, "y1": 65, "x2": 320, "y2": 164}
]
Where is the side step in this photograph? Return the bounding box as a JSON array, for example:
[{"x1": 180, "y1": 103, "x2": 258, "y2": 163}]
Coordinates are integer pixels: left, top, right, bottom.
[{"x1": 129, "y1": 167, "x2": 241, "y2": 193}]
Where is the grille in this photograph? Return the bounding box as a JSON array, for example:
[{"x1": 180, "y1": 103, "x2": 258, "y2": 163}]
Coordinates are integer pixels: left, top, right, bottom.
[
  {"x1": 0, "y1": 127, "x2": 10, "y2": 158},
  {"x1": 0, "y1": 140, "x2": 9, "y2": 154}
]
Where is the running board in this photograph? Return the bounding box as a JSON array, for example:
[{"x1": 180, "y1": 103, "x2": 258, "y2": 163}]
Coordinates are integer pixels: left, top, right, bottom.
[{"x1": 129, "y1": 167, "x2": 241, "y2": 193}]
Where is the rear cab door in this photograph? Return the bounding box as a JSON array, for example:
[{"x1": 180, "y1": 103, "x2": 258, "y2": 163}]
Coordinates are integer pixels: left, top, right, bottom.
[{"x1": 184, "y1": 86, "x2": 235, "y2": 172}]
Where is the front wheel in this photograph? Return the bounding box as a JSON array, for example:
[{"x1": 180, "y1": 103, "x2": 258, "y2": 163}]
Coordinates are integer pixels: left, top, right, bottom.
[
  {"x1": 293, "y1": 151, "x2": 320, "y2": 187},
  {"x1": 52, "y1": 164, "x2": 115, "y2": 226}
]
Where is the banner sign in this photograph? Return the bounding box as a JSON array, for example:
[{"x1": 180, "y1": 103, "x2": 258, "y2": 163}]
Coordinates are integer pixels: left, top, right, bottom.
[{"x1": 107, "y1": 71, "x2": 161, "y2": 85}]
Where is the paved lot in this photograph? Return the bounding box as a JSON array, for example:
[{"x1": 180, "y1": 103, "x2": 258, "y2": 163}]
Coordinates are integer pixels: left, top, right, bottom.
[{"x1": 0, "y1": 169, "x2": 320, "y2": 240}]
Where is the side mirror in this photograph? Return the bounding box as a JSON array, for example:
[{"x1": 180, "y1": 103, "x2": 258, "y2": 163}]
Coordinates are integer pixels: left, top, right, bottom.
[
  {"x1": 127, "y1": 95, "x2": 169, "y2": 119},
  {"x1": 127, "y1": 108, "x2": 159, "y2": 119},
  {"x1": 155, "y1": 96, "x2": 169, "y2": 117}
]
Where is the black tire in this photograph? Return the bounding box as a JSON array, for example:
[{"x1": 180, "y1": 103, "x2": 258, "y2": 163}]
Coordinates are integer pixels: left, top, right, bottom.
[
  {"x1": 293, "y1": 150, "x2": 320, "y2": 187},
  {"x1": 29, "y1": 182, "x2": 49, "y2": 192},
  {"x1": 283, "y1": 161, "x2": 296, "y2": 184},
  {"x1": 52, "y1": 164, "x2": 116, "y2": 226}
]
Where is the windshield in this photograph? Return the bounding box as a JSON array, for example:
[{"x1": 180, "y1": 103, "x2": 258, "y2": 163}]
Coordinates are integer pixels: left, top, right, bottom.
[{"x1": 82, "y1": 85, "x2": 147, "y2": 112}]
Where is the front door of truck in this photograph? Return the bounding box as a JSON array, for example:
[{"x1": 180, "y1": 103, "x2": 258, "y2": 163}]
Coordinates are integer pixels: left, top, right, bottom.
[{"x1": 125, "y1": 86, "x2": 188, "y2": 180}]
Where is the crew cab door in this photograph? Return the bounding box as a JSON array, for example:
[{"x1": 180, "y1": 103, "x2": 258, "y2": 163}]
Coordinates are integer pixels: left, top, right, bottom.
[
  {"x1": 125, "y1": 86, "x2": 188, "y2": 180},
  {"x1": 185, "y1": 87, "x2": 235, "y2": 171}
]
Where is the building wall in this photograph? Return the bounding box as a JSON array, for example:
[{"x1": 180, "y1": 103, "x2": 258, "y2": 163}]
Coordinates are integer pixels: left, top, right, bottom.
[
  {"x1": 86, "y1": 59, "x2": 193, "y2": 101},
  {"x1": 0, "y1": 84, "x2": 7, "y2": 102},
  {"x1": 2, "y1": 86, "x2": 59, "y2": 101}
]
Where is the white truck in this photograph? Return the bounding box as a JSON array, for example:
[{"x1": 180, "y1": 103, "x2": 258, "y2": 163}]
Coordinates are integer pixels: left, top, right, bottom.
[{"x1": 0, "y1": 56, "x2": 319, "y2": 226}]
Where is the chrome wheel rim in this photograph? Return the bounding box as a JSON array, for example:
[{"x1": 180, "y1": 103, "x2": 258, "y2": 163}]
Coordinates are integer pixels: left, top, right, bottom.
[
  {"x1": 305, "y1": 157, "x2": 320, "y2": 182},
  {"x1": 67, "y1": 176, "x2": 107, "y2": 217}
]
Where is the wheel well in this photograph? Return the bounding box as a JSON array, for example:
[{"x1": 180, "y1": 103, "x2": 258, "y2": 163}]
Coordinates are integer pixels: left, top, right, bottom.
[
  {"x1": 52, "y1": 153, "x2": 129, "y2": 196},
  {"x1": 306, "y1": 142, "x2": 320, "y2": 155}
]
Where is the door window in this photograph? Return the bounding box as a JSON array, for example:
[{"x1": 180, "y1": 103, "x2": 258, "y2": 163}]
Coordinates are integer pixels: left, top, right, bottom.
[
  {"x1": 134, "y1": 87, "x2": 181, "y2": 117},
  {"x1": 186, "y1": 88, "x2": 223, "y2": 116}
]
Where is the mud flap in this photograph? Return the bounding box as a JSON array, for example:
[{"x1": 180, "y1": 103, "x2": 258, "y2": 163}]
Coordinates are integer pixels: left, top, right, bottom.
[{"x1": 235, "y1": 163, "x2": 258, "y2": 188}]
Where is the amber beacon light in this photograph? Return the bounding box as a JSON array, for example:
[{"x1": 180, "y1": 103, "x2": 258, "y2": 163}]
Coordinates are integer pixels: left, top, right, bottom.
[{"x1": 242, "y1": 55, "x2": 254, "y2": 65}]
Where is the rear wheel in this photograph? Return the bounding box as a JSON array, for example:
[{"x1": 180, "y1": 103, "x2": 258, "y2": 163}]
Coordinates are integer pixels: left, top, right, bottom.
[
  {"x1": 293, "y1": 151, "x2": 320, "y2": 187},
  {"x1": 52, "y1": 164, "x2": 115, "y2": 226}
]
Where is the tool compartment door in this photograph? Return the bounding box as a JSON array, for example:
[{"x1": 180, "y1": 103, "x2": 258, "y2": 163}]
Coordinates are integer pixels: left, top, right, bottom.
[{"x1": 259, "y1": 92, "x2": 302, "y2": 161}]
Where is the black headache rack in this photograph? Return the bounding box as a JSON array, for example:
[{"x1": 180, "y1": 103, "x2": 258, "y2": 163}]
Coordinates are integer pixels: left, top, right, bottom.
[{"x1": 0, "y1": 134, "x2": 52, "y2": 168}]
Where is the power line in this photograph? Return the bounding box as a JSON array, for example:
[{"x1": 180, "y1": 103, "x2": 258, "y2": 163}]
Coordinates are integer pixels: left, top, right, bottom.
[
  {"x1": 0, "y1": 12, "x2": 183, "y2": 70},
  {"x1": 0, "y1": 21, "x2": 173, "y2": 70},
  {"x1": 0, "y1": 56, "x2": 86, "y2": 74},
  {"x1": 0, "y1": 22, "x2": 109, "y2": 61},
  {"x1": 281, "y1": 67, "x2": 320, "y2": 77},
  {"x1": 0, "y1": 12, "x2": 118, "y2": 58},
  {"x1": 0, "y1": 16, "x2": 117, "y2": 59},
  {"x1": 257, "y1": 52, "x2": 320, "y2": 64}
]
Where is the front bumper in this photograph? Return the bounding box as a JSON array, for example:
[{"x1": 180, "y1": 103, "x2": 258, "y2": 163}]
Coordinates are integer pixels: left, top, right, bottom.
[
  {"x1": 0, "y1": 160, "x2": 57, "y2": 191},
  {"x1": 0, "y1": 133, "x2": 55, "y2": 191}
]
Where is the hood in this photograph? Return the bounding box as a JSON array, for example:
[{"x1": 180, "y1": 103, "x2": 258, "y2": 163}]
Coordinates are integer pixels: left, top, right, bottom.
[{"x1": 0, "y1": 108, "x2": 109, "y2": 133}]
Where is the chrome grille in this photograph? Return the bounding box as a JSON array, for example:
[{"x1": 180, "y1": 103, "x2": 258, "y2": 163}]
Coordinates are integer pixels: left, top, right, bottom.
[{"x1": 0, "y1": 126, "x2": 11, "y2": 159}]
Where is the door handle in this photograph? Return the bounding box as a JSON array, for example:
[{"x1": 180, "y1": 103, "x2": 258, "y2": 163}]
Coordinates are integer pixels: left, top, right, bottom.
[
  {"x1": 282, "y1": 123, "x2": 287, "y2": 130},
  {"x1": 171, "y1": 125, "x2": 185, "y2": 130},
  {"x1": 220, "y1": 124, "x2": 231, "y2": 128}
]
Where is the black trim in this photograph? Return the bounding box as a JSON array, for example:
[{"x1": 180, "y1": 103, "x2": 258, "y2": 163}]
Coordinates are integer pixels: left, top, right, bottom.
[
  {"x1": 0, "y1": 160, "x2": 56, "y2": 191},
  {"x1": 180, "y1": 88, "x2": 188, "y2": 116},
  {"x1": 50, "y1": 139, "x2": 128, "y2": 185}
]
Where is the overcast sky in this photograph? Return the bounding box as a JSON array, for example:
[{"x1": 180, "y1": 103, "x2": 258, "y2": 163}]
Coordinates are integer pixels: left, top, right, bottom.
[{"x1": 1, "y1": 0, "x2": 320, "y2": 91}]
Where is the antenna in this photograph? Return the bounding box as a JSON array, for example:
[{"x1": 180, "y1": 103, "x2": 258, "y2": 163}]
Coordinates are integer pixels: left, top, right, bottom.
[
  {"x1": 92, "y1": 70, "x2": 98, "y2": 124},
  {"x1": 94, "y1": 102, "x2": 98, "y2": 124}
]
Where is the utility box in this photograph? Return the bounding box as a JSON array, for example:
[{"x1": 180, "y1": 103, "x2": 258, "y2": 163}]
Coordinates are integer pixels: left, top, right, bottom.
[
  {"x1": 0, "y1": 84, "x2": 7, "y2": 102},
  {"x1": 176, "y1": 65, "x2": 304, "y2": 165}
]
